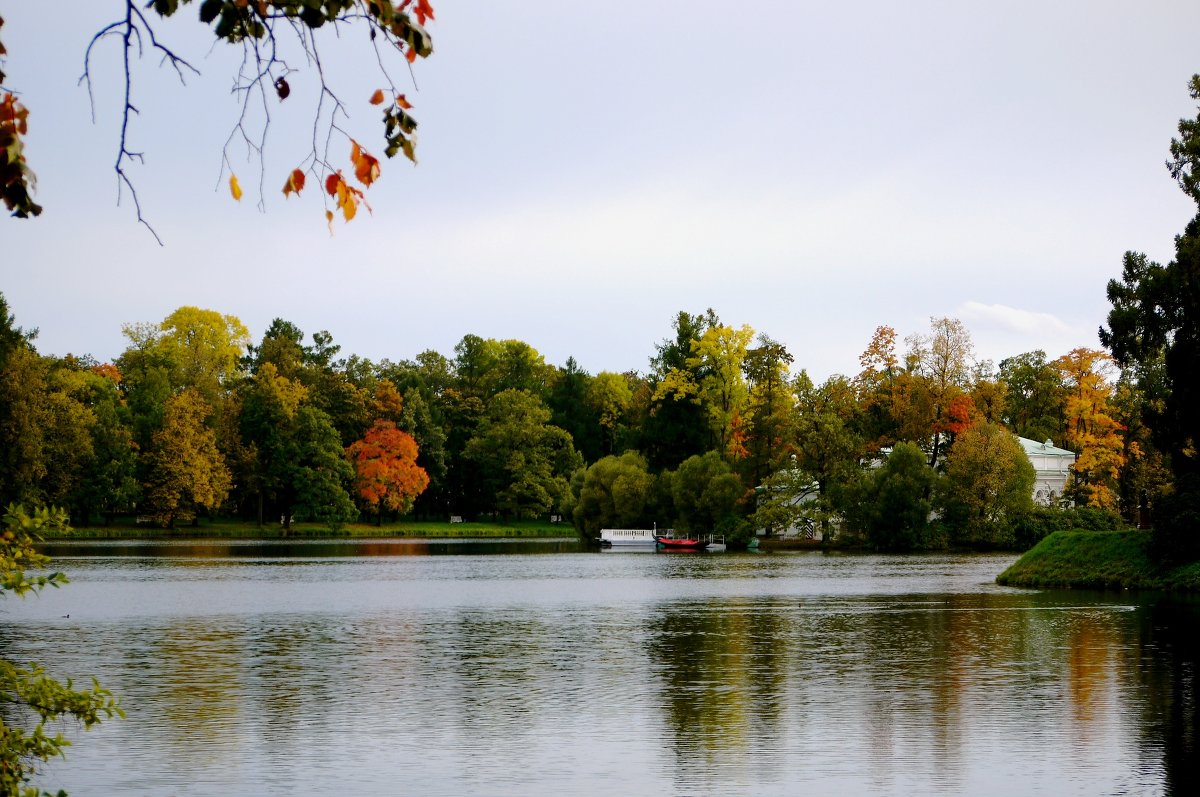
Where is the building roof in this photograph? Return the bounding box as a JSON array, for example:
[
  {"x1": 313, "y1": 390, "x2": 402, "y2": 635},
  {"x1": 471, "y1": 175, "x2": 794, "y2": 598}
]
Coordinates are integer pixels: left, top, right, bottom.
[{"x1": 1017, "y1": 436, "x2": 1076, "y2": 458}]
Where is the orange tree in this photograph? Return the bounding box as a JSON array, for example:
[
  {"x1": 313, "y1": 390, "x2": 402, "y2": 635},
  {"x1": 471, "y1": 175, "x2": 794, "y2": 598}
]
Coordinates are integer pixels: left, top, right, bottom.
[{"x1": 346, "y1": 419, "x2": 429, "y2": 524}]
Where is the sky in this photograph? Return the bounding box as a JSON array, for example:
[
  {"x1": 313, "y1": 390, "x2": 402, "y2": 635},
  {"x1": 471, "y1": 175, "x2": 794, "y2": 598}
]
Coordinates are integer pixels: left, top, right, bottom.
[{"x1": 5, "y1": 1, "x2": 1200, "y2": 381}]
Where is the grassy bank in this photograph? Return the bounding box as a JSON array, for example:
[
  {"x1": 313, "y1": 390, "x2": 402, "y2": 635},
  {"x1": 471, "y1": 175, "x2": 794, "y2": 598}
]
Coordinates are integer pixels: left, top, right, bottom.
[
  {"x1": 45, "y1": 518, "x2": 573, "y2": 540},
  {"x1": 996, "y1": 530, "x2": 1200, "y2": 591}
]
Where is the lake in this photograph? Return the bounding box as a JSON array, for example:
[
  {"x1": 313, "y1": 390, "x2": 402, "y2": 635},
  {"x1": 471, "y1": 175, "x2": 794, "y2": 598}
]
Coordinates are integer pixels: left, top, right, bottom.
[{"x1": 4, "y1": 540, "x2": 1198, "y2": 796}]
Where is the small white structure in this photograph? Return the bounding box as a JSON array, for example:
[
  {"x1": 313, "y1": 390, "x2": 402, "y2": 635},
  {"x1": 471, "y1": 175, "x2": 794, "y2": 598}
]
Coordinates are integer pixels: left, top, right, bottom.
[{"x1": 1018, "y1": 437, "x2": 1076, "y2": 506}]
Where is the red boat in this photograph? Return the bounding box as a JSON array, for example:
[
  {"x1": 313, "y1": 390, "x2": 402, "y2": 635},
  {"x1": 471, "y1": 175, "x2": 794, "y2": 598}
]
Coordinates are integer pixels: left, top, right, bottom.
[{"x1": 654, "y1": 535, "x2": 710, "y2": 551}]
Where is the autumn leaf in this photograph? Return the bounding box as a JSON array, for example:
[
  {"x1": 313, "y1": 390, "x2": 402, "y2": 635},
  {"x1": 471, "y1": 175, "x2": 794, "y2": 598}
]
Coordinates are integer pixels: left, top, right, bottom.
[
  {"x1": 414, "y1": 0, "x2": 435, "y2": 26},
  {"x1": 282, "y1": 168, "x2": 306, "y2": 197},
  {"x1": 350, "y1": 140, "x2": 381, "y2": 187},
  {"x1": 325, "y1": 209, "x2": 334, "y2": 234},
  {"x1": 229, "y1": 174, "x2": 243, "y2": 201},
  {"x1": 369, "y1": 89, "x2": 386, "y2": 105},
  {"x1": 396, "y1": 94, "x2": 413, "y2": 109}
]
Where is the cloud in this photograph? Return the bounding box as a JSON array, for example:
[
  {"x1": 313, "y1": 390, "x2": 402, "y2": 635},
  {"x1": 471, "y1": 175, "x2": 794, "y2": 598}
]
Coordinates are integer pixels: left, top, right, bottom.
[{"x1": 958, "y1": 301, "x2": 1074, "y2": 336}]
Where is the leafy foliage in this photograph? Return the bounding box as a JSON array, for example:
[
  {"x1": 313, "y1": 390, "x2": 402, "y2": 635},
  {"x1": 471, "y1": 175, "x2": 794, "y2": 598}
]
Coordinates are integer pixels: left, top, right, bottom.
[
  {"x1": 937, "y1": 421, "x2": 1035, "y2": 548},
  {"x1": 347, "y1": 420, "x2": 430, "y2": 523},
  {"x1": 1, "y1": 505, "x2": 123, "y2": 797}
]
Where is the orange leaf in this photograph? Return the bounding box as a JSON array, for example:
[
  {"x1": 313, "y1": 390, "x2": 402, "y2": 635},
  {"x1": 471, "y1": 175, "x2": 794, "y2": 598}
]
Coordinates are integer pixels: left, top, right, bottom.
[
  {"x1": 342, "y1": 196, "x2": 358, "y2": 222},
  {"x1": 325, "y1": 209, "x2": 335, "y2": 233},
  {"x1": 282, "y1": 168, "x2": 306, "y2": 197},
  {"x1": 229, "y1": 174, "x2": 243, "y2": 202},
  {"x1": 369, "y1": 89, "x2": 386, "y2": 105},
  {"x1": 351, "y1": 141, "x2": 381, "y2": 187},
  {"x1": 396, "y1": 94, "x2": 413, "y2": 109},
  {"x1": 325, "y1": 173, "x2": 341, "y2": 197},
  {"x1": 415, "y1": 0, "x2": 435, "y2": 25},
  {"x1": 405, "y1": 46, "x2": 418, "y2": 64}
]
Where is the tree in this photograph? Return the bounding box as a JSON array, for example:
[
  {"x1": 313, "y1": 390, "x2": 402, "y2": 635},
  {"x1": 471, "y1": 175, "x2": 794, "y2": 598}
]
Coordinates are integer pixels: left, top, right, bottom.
[
  {"x1": 937, "y1": 422, "x2": 1035, "y2": 548},
  {"x1": 641, "y1": 311, "x2": 710, "y2": 470},
  {"x1": 571, "y1": 452, "x2": 655, "y2": 540},
  {"x1": 3, "y1": 2, "x2": 436, "y2": 237},
  {"x1": 1, "y1": 505, "x2": 123, "y2": 796},
  {"x1": 741, "y1": 334, "x2": 795, "y2": 488},
  {"x1": 236, "y1": 362, "x2": 355, "y2": 530},
  {"x1": 347, "y1": 420, "x2": 430, "y2": 524},
  {"x1": 790, "y1": 371, "x2": 864, "y2": 540},
  {"x1": 853, "y1": 441, "x2": 937, "y2": 551},
  {"x1": 669, "y1": 451, "x2": 744, "y2": 536},
  {"x1": 1102, "y1": 75, "x2": 1200, "y2": 560},
  {"x1": 1052, "y1": 347, "x2": 1125, "y2": 511},
  {"x1": 142, "y1": 388, "x2": 232, "y2": 527},
  {"x1": 463, "y1": 389, "x2": 582, "y2": 520},
  {"x1": 586, "y1": 371, "x2": 633, "y2": 458},
  {"x1": 907, "y1": 316, "x2": 974, "y2": 466},
  {"x1": 998, "y1": 350, "x2": 1066, "y2": 443}
]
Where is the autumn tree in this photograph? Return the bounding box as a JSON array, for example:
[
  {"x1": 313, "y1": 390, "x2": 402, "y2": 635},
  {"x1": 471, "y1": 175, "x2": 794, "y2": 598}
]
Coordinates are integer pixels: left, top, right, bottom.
[
  {"x1": 347, "y1": 420, "x2": 429, "y2": 525},
  {"x1": 3, "y1": 2, "x2": 436, "y2": 238},
  {"x1": 587, "y1": 371, "x2": 634, "y2": 458},
  {"x1": 143, "y1": 388, "x2": 232, "y2": 527},
  {"x1": 1053, "y1": 348, "x2": 1125, "y2": 511},
  {"x1": 907, "y1": 316, "x2": 974, "y2": 466}
]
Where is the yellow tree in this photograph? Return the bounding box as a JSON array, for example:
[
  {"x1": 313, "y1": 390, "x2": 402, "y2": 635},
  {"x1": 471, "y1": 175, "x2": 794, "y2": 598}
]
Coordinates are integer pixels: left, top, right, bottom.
[
  {"x1": 690, "y1": 323, "x2": 755, "y2": 459},
  {"x1": 1053, "y1": 347, "x2": 1126, "y2": 510},
  {"x1": 143, "y1": 388, "x2": 232, "y2": 527}
]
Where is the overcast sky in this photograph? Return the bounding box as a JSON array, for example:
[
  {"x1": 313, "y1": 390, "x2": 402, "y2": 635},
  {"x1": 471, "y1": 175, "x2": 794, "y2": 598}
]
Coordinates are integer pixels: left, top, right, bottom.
[{"x1": 5, "y1": 1, "x2": 1200, "y2": 380}]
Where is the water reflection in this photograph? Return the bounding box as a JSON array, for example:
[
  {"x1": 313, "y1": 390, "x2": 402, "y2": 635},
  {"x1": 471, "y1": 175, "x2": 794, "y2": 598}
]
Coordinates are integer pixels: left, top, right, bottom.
[{"x1": 2, "y1": 548, "x2": 1197, "y2": 795}]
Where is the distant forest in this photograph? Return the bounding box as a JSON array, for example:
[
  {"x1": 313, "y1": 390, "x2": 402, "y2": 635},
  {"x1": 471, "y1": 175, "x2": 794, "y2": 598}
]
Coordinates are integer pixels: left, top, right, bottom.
[{"x1": 0, "y1": 295, "x2": 1160, "y2": 548}]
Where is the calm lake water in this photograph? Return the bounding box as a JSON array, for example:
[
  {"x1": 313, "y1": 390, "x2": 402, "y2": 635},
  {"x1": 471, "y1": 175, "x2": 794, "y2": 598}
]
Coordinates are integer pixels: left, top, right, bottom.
[{"x1": 4, "y1": 540, "x2": 1198, "y2": 796}]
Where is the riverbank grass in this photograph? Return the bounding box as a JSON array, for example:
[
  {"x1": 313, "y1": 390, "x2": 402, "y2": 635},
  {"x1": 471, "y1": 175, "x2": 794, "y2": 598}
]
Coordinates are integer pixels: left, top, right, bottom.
[
  {"x1": 45, "y1": 518, "x2": 572, "y2": 540},
  {"x1": 997, "y1": 530, "x2": 1200, "y2": 591}
]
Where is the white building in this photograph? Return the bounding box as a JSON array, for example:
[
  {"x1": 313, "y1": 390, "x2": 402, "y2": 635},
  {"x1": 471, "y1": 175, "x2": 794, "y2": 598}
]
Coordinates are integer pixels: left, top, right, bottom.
[{"x1": 1017, "y1": 437, "x2": 1076, "y2": 506}]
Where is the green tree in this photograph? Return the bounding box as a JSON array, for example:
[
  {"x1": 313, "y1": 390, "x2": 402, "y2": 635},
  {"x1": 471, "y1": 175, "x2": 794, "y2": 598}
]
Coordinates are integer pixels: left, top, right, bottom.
[
  {"x1": 464, "y1": 389, "x2": 582, "y2": 519},
  {"x1": 1102, "y1": 75, "x2": 1200, "y2": 559},
  {"x1": 587, "y1": 371, "x2": 633, "y2": 458},
  {"x1": 571, "y1": 452, "x2": 656, "y2": 540},
  {"x1": 1, "y1": 505, "x2": 123, "y2": 797},
  {"x1": 998, "y1": 350, "x2": 1066, "y2": 443},
  {"x1": 641, "y1": 310, "x2": 712, "y2": 470},
  {"x1": 741, "y1": 334, "x2": 795, "y2": 488},
  {"x1": 669, "y1": 451, "x2": 744, "y2": 535},
  {"x1": 790, "y1": 371, "x2": 864, "y2": 540},
  {"x1": 854, "y1": 441, "x2": 937, "y2": 551},
  {"x1": 937, "y1": 422, "x2": 1035, "y2": 548}
]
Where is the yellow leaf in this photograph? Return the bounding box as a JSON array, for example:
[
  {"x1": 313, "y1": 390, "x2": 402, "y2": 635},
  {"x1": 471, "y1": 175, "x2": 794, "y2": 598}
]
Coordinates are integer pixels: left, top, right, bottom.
[
  {"x1": 325, "y1": 209, "x2": 335, "y2": 234},
  {"x1": 342, "y1": 197, "x2": 357, "y2": 222},
  {"x1": 229, "y1": 175, "x2": 243, "y2": 202}
]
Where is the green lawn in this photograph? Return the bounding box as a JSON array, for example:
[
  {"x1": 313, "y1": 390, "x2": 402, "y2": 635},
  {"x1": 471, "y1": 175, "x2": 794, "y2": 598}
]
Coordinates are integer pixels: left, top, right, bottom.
[
  {"x1": 996, "y1": 530, "x2": 1200, "y2": 591},
  {"x1": 47, "y1": 518, "x2": 574, "y2": 540}
]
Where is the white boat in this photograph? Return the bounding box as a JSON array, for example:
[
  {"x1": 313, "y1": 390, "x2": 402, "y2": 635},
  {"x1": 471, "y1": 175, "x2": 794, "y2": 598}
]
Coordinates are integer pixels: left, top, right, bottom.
[{"x1": 598, "y1": 528, "x2": 662, "y2": 547}]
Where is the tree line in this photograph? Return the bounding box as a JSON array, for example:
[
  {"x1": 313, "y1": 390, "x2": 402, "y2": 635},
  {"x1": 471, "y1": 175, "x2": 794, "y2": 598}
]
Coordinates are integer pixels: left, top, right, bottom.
[{"x1": 0, "y1": 295, "x2": 1157, "y2": 548}]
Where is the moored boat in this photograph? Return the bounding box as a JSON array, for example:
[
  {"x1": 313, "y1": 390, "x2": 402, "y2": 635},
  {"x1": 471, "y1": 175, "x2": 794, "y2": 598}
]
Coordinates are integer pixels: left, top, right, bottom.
[{"x1": 653, "y1": 535, "x2": 709, "y2": 550}]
